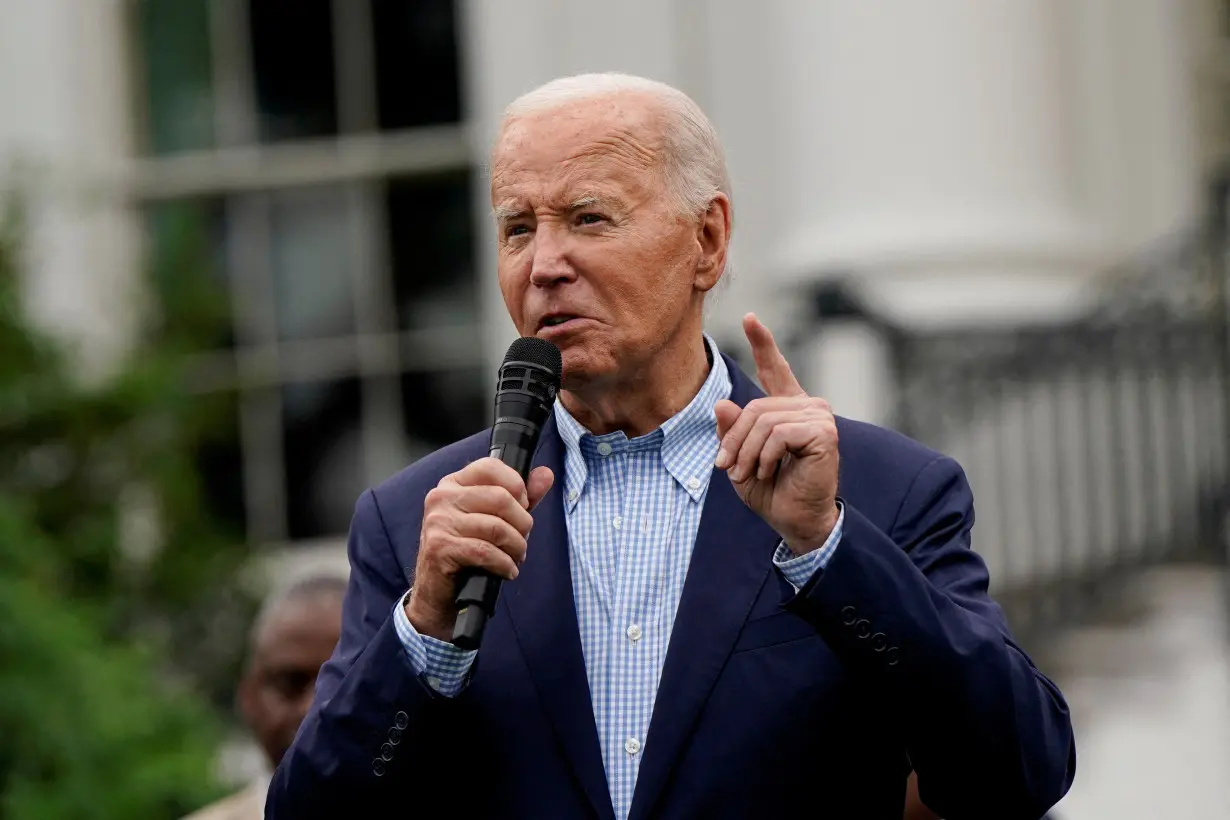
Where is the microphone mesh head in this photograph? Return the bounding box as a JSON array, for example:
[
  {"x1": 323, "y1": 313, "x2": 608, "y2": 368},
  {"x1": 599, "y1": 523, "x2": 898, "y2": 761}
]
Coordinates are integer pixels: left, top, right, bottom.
[{"x1": 503, "y1": 337, "x2": 563, "y2": 383}]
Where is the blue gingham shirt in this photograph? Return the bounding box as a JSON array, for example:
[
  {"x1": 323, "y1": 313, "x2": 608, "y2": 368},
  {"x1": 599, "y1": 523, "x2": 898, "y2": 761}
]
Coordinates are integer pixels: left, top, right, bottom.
[{"x1": 393, "y1": 336, "x2": 844, "y2": 820}]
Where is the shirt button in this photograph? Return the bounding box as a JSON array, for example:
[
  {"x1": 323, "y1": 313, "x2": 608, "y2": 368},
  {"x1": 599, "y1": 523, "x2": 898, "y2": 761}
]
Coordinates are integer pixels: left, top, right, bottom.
[
  {"x1": 625, "y1": 737, "x2": 641, "y2": 755},
  {"x1": 613, "y1": 516, "x2": 622, "y2": 530},
  {"x1": 426, "y1": 676, "x2": 442, "y2": 690},
  {"x1": 687, "y1": 477, "x2": 701, "y2": 491},
  {"x1": 568, "y1": 489, "x2": 578, "y2": 502},
  {"x1": 627, "y1": 624, "x2": 642, "y2": 642},
  {"x1": 597, "y1": 442, "x2": 613, "y2": 456}
]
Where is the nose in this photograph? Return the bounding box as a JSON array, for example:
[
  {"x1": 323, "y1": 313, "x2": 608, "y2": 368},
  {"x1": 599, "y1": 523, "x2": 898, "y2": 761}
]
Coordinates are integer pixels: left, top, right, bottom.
[{"x1": 529, "y1": 225, "x2": 577, "y2": 288}]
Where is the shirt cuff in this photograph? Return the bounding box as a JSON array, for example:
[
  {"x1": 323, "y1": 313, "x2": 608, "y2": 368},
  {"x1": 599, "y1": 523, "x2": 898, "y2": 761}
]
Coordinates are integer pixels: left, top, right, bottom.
[
  {"x1": 772, "y1": 502, "x2": 845, "y2": 591},
  {"x1": 392, "y1": 593, "x2": 477, "y2": 698}
]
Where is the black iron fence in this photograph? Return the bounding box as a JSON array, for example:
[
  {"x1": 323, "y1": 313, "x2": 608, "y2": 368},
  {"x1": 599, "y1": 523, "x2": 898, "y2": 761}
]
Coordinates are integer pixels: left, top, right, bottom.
[{"x1": 774, "y1": 219, "x2": 1230, "y2": 645}]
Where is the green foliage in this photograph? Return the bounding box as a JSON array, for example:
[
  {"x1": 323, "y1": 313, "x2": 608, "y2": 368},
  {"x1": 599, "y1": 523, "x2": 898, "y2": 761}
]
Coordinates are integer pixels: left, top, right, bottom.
[{"x1": 0, "y1": 201, "x2": 255, "y2": 818}]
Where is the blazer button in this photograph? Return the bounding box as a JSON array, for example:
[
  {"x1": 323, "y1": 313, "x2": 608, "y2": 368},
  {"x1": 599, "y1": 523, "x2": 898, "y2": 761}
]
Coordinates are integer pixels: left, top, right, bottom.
[
  {"x1": 840, "y1": 606, "x2": 858, "y2": 626},
  {"x1": 394, "y1": 711, "x2": 409, "y2": 730},
  {"x1": 380, "y1": 742, "x2": 395, "y2": 761},
  {"x1": 388, "y1": 727, "x2": 402, "y2": 745},
  {"x1": 886, "y1": 646, "x2": 900, "y2": 666},
  {"x1": 854, "y1": 619, "x2": 871, "y2": 638},
  {"x1": 871, "y1": 632, "x2": 887, "y2": 651},
  {"x1": 372, "y1": 758, "x2": 387, "y2": 777}
]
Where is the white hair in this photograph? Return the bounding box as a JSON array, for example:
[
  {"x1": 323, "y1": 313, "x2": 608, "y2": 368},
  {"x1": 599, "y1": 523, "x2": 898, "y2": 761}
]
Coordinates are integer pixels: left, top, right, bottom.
[
  {"x1": 248, "y1": 571, "x2": 347, "y2": 654},
  {"x1": 498, "y1": 72, "x2": 732, "y2": 222}
]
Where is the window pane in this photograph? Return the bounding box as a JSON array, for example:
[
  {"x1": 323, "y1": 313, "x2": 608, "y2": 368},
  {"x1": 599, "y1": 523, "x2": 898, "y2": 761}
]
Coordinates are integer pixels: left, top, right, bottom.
[
  {"x1": 270, "y1": 186, "x2": 354, "y2": 341},
  {"x1": 282, "y1": 378, "x2": 364, "y2": 540},
  {"x1": 249, "y1": 0, "x2": 338, "y2": 142},
  {"x1": 387, "y1": 171, "x2": 476, "y2": 333},
  {"x1": 195, "y1": 390, "x2": 247, "y2": 538},
  {"x1": 372, "y1": 0, "x2": 463, "y2": 129},
  {"x1": 400, "y1": 369, "x2": 488, "y2": 462},
  {"x1": 137, "y1": 0, "x2": 215, "y2": 154},
  {"x1": 145, "y1": 198, "x2": 233, "y2": 351}
]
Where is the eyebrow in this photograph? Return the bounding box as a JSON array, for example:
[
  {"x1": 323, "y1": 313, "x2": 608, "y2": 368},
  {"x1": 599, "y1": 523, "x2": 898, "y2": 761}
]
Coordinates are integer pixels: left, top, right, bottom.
[
  {"x1": 488, "y1": 205, "x2": 514, "y2": 224},
  {"x1": 569, "y1": 194, "x2": 621, "y2": 213},
  {"x1": 492, "y1": 194, "x2": 621, "y2": 223}
]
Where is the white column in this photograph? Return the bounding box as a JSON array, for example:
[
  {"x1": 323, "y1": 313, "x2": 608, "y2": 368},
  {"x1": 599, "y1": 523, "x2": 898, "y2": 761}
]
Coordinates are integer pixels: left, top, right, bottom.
[
  {"x1": 761, "y1": 0, "x2": 1104, "y2": 325},
  {"x1": 1066, "y1": 0, "x2": 1202, "y2": 254},
  {"x1": 0, "y1": 0, "x2": 139, "y2": 374}
]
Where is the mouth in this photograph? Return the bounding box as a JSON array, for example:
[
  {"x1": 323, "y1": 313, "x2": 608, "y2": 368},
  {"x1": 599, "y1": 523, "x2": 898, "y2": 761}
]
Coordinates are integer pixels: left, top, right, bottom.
[{"x1": 535, "y1": 314, "x2": 587, "y2": 334}]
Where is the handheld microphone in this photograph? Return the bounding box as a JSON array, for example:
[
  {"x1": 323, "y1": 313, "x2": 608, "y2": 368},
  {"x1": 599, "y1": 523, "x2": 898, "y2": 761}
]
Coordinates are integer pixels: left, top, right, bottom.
[{"x1": 452, "y1": 336, "x2": 563, "y2": 650}]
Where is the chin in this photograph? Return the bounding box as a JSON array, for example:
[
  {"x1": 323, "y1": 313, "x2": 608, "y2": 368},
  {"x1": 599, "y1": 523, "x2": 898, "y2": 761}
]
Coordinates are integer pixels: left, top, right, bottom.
[{"x1": 558, "y1": 347, "x2": 617, "y2": 393}]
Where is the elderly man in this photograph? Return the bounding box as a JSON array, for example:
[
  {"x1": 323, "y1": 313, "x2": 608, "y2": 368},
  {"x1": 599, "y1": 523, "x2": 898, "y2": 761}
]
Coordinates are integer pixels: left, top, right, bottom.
[
  {"x1": 183, "y1": 574, "x2": 344, "y2": 820},
  {"x1": 267, "y1": 73, "x2": 1075, "y2": 820}
]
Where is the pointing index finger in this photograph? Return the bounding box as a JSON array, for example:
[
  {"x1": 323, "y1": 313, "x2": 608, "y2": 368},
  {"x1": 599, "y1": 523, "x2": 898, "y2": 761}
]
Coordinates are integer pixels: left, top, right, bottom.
[{"x1": 743, "y1": 313, "x2": 805, "y2": 397}]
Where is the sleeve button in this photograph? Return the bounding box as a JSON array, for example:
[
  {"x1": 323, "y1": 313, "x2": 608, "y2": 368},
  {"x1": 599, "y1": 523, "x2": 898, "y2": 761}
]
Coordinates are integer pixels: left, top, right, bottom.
[
  {"x1": 372, "y1": 758, "x2": 387, "y2": 777},
  {"x1": 394, "y1": 711, "x2": 409, "y2": 730},
  {"x1": 840, "y1": 606, "x2": 857, "y2": 626}
]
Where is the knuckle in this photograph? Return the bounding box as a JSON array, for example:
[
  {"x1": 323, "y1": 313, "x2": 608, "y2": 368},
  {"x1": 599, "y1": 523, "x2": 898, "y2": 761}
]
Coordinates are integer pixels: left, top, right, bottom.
[
  {"x1": 424, "y1": 485, "x2": 448, "y2": 509},
  {"x1": 459, "y1": 540, "x2": 488, "y2": 567},
  {"x1": 421, "y1": 509, "x2": 450, "y2": 536},
  {"x1": 486, "y1": 517, "x2": 507, "y2": 545}
]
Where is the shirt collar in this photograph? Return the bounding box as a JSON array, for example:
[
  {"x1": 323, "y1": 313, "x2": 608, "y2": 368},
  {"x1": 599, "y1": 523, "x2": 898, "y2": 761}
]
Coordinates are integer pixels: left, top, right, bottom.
[{"x1": 553, "y1": 335, "x2": 732, "y2": 511}]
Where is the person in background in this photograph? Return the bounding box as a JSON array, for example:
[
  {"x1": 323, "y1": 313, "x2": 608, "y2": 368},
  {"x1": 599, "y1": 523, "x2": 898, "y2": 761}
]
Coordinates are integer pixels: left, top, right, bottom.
[{"x1": 182, "y1": 574, "x2": 345, "y2": 820}]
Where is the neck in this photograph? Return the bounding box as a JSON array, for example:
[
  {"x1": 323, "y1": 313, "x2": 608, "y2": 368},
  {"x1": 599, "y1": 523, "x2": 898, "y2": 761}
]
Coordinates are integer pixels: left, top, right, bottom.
[{"x1": 560, "y1": 329, "x2": 712, "y2": 438}]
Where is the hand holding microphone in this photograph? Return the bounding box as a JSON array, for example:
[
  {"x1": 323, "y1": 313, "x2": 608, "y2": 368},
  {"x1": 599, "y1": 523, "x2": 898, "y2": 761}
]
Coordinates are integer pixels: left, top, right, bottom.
[{"x1": 404, "y1": 338, "x2": 563, "y2": 648}]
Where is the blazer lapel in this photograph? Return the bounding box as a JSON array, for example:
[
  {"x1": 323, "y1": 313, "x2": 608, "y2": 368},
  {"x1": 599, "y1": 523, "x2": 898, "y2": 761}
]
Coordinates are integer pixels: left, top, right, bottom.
[
  {"x1": 500, "y1": 415, "x2": 615, "y2": 820},
  {"x1": 628, "y1": 361, "x2": 781, "y2": 820}
]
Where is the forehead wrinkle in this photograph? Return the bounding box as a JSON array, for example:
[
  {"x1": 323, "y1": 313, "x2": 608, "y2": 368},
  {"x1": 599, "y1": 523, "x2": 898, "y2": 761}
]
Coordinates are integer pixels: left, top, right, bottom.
[{"x1": 490, "y1": 119, "x2": 665, "y2": 216}]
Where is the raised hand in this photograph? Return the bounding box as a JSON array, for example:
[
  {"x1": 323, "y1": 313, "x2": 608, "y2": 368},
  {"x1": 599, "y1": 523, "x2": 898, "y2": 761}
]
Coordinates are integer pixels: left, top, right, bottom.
[{"x1": 714, "y1": 313, "x2": 839, "y2": 554}]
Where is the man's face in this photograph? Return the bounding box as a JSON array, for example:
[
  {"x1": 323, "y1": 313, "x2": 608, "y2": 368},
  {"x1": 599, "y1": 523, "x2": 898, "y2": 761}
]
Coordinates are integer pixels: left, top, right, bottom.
[
  {"x1": 491, "y1": 94, "x2": 717, "y2": 392},
  {"x1": 239, "y1": 595, "x2": 342, "y2": 768}
]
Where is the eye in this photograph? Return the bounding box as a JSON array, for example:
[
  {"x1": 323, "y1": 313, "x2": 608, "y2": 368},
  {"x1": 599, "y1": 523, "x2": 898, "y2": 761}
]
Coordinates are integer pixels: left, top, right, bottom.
[
  {"x1": 576, "y1": 212, "x2": 606, "y2": 226},
  {"x1": 270, "y1": 670, "x2": 313, "y2": 698},
  {"x1": 504, "y1": 224, "x2": 531, "y2": 239}
]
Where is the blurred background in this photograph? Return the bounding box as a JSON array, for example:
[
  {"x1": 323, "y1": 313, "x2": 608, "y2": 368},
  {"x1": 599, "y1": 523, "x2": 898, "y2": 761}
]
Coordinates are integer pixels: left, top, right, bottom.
[{"x1": 0, "y1": 0, "x2": 1228, "y2": 817}]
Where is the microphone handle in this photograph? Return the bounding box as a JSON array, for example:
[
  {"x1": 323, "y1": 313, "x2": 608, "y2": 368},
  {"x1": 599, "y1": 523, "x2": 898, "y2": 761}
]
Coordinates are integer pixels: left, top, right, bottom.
[{"x1": 451, "y1": 419, "x2": 539, "y2": 650}]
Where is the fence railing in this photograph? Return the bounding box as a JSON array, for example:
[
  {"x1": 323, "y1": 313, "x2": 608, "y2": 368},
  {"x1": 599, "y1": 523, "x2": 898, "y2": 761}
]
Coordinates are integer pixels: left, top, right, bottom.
[{"x1": 772, "y1": 220, "x2": 1230, "y2": 645}]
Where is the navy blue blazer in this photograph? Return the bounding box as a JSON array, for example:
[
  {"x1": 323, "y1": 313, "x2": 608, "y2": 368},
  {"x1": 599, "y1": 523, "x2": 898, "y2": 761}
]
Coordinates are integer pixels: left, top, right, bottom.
[{"x1": 267, "y1": 356, "x2": 1075, "y2": 820}]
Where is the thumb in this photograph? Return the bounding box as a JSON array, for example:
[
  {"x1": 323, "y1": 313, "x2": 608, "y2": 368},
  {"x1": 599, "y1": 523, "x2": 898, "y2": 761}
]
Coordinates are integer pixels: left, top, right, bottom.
[
  {"x1": 714, "y1": 399, "x2": 741, "y2": 442},
  {"x1": 526, "y1": 466, "x2": 555, "y2": 511}
]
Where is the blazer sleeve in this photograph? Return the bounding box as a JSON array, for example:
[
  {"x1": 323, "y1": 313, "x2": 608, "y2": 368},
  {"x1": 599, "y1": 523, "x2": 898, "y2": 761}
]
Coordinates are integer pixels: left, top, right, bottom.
[
  {"x1": 786, "y1": 455, "x2": 1076, "y2": 820},
  {"x1": 265, "y1": 489, "x2": 455, "y2": 818}
]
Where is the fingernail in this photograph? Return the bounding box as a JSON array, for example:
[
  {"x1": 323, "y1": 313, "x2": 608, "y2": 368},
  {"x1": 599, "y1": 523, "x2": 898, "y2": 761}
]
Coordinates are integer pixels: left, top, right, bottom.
[{"x1": 715, "y1": 448, "x2": 731, "y2": 469}]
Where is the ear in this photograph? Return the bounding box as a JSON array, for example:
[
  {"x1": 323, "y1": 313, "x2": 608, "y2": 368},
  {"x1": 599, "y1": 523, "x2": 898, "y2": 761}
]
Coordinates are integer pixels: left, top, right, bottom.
[{"x1": 693, "y1": 192, "x2": 733, "y2": 293}]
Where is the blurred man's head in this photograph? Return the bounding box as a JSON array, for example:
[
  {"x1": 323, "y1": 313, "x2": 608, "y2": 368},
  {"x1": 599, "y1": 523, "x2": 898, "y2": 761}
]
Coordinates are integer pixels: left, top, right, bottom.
[
  {"x1": 237, "y1": 573, "x2": 346, "y2": 769},
  {"x1": 491, "y1": 73, "x2": 733, "y2": 396}
]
